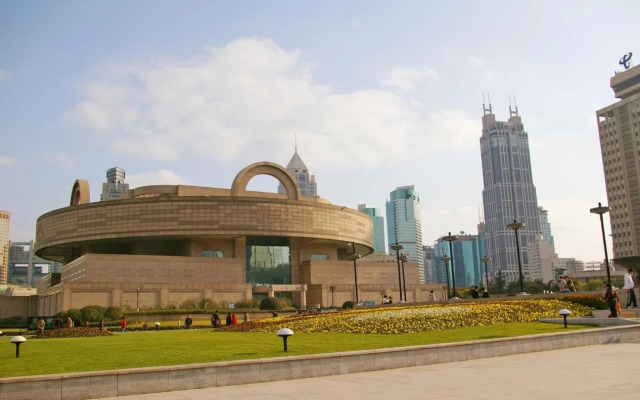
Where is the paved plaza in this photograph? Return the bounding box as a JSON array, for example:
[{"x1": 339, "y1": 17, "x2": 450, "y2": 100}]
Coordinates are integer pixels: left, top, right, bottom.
[{"x1": 99, "y1": 340, "x2": 638, "y2": 400}]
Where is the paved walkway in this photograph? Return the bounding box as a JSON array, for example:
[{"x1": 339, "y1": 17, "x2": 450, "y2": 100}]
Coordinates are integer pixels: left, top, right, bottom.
[{"x1": 100, "y1": 340, "x2": 639, "y2": 400}]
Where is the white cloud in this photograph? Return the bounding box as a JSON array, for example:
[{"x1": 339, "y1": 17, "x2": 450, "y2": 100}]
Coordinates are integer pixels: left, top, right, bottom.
[
  {"x1": 45, "y1": 153, "x2": 76, "y2": 168},
  {"x1": 64, "y1": 38, "x2": 475, "y2": 171},
  {"x1": 382, "y1": 66, "x2": 438, "y2": 93},
  {"x1": 469, "y1": 57, "x2": 487, "y2": 68},
  {"x1": 127, "y1": 169, "x2": 191, "y2": 189},
  {"x1": 0, "y1": 156, "x2": 17, "y2": 166}
]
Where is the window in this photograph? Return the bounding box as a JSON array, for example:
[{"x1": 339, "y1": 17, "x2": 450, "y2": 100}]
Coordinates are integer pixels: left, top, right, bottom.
[{"x1": 202, "y1": 250, "x2": 224, "y2": 258}]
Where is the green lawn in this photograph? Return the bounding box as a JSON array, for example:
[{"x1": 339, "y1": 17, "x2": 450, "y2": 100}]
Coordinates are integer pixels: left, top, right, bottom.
[{"x1": 0, "y1": 322, "x2": 593, "y2": 378}]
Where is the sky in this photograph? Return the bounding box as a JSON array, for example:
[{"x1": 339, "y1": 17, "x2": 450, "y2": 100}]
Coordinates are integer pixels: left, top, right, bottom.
[{"x1": 1, "y1": 1, "x2": 639, "y2": 262}]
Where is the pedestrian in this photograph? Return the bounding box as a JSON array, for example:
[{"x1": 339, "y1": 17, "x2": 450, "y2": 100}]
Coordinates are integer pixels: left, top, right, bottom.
[
  {"x1": 231, "y1": 312, "x2": 238, "y2": 325},
  {"x1": 557, "y1": 276, "x2": 569, "y2": 292},
  {"x1": 99, "y1": 319, "x2": 105, "y2": 330},
  {"x1": 67, "y1": 316, "x2": 74, "y2": 328},
  {"x1": 142, "y1": 321, "x2": 149, "y2": 331},
  {"x1": 428, "y1": 290, "x2": 436, "y2": 302},
  {"x1": 211, "y1": 311, "x2": 218, "y2": 328},
  {"x1": 272, "y1": 311, "x2": 278, "y2": 317},
  {"x1": 184, "y1": 314, "x2": 193, "y2": 329},
  {"x1": 566, "y1": 277, "x2": 577, "y2": 292},
  {"x1": 604, "y1": 283, "x2": 620, "y2": 318},
  {"x1": 624, "y1": 269, "x2": 637, "y2": 309},
  {"x1": 121, "y1": 316, "x2": 127, "y2": 332},
  {"x1": 37, "y1": 318, "x2": 46, "y2": 335},
  {"x1": 226, "y1": 312, "x2": 232, "y2": 326},
  {"x1": 471, "y1": 286, "x2": 480, "y2": 298},
  {"x1": 481, "y1": 288, "x2": 490, "y2": 298}
]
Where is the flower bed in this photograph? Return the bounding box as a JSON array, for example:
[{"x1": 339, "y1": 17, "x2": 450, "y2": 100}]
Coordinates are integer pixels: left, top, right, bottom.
[{"x1": 226, "y1": 299, "x2": 594, "y2": 334}]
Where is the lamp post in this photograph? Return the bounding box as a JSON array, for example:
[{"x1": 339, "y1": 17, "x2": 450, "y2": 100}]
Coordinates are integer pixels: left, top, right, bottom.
[
  {"x1": 590, "y1": 202, "x2": 612, "y2": 284},
  {"x1": 507, "y1": 219, "x2": 526, "y2": 293},
  {"x1": 136, "y1": 287, "x2": 140, "y2": 312},
  {"x1": 390, "y1": 243, "x2": 404, "y2": 302},
  {"x1": 400, "y1": 254, "x2": 409, "y2": 302},
  {"x1": 348, "y1": 253, "x2": 361, "y2": 304},
  {"x1": 481, "y1": 256, "x2": 491, "y2": 291},
  {"x1": 442, "y1": 233, "x2": 458, "y2": 297},
  {"x1": 329, "y1": 286, "x2": 336, "y2": 307},
  {"x1": 441, "y1": 255, "x2": 451, "y2": 300}
]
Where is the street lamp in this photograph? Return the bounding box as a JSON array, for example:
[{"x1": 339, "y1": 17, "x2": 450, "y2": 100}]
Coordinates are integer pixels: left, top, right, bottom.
[
  {"x1": 329, "y1": 286, "x2": 336, "y2": 307},
  {"x1": 481, "y1": 256, "x2": 491, "y2": 291},
  {"x1": 400, "y1": 253, "x2": 409, "y2": 302},
  {"x1": 590, "y1": 202, "x2": 612, "y2": 284},
  {"x1": 441, "y1": 255, "x2": 451, "y2": 300},
  {"x1": 507, "y1": 219, "x2": 526, "y2": 293},
  {"x1": 136, "y1": 287, "x2": 140, "y2": 312},
  {"x1": 348, "y1": 253, "x2": 362, "y2": 304},
  {"x1": 442, "y1": 233, "x2": 458, "y2": 297},
  {"x1": 390, "y1": 243, "x2": 404, "y2": 302}
]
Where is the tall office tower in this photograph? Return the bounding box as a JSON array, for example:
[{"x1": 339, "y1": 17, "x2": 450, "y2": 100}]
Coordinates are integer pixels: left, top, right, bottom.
[
  {"x1": 278, "y1": 147, "x2": 317, "y2": 197},
  {"x1": 596, "y1": 61, "x2": 640, "y2": 261},
  {"x1": 101, "y1": 167, "x2": 129, "y2": 201},
  {"x1": 8, "y1": 241, "x2": 63, "y2": 287},
  {"x1": 358, "y1": 204, "x2": 386, "y2": 253},
  {"x1": 434, "y1": 234, "x2": 485, "y2": 288},
  {"x1": 422, "y1": 245, "x2": 437, "y2": 283},
  {"x1": 0, "y1": 211, "x2": 10, "y2": 284},
  {"x1": 480, "y1": 102, "x2": 542, "y2": 282},
  {"x1": 386, "y1": 185, "x2": 424, "y2": 283},
  {"x1": 537, "y1": 207, "x2": 555, "y2": 248}
]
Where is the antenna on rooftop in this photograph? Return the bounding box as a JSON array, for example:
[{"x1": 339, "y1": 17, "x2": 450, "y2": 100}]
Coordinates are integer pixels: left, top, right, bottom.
[{"x1": 483, "y1": 92, "x2": 492, "y2": 116}]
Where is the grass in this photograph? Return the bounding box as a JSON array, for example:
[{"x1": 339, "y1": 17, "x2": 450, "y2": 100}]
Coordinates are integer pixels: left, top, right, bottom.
[{"x1": 0, "y1": 322, "x2": 594, "y2": 378}]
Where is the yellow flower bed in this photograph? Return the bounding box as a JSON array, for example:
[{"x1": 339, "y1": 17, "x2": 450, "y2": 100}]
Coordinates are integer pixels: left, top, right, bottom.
[{"x1": 231, "y1": 299, "x2": 593, "y2": 334}]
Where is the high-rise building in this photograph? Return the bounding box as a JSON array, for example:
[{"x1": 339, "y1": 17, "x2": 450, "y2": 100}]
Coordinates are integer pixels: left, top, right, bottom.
[
  {"x1": 422, "y1": 245, "x2": 436, "y2": 283},
  {"x1": 278, "y1": 147, "x2": 317, "y2": 197},
  {"x1": 596, "y1": 60, "x2": 640, "y2": 261},
  {"x1": 101, "y1": 167, "x2": 129, "y2": 201},
  {"x1": 0, "y1": 211, "x2": 10, "y2": 284},
  {"x1": 386, "y1": 185, "x2": 424, "y2": 283},
  {"x1": 358, "y1": 204, "x2": 386, "y2": 253},
  {"x1": 434, "y1": 234, "x2": 485, "y2": 288},
  {"x1": 480, "y1": 102, "x2": 542, "y2": 282},
  {"x1": 538, "y1": 207, "x2": 555, "y2": 248},
  {"x1": 8, "y1": 241, "x2": 62, "y2": 287}
]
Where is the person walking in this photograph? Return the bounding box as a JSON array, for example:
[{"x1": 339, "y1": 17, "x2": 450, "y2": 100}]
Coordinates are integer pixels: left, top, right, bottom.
[
  {"x1": 604, "y1": 283, "x2": 620, "y2": 318},
  {"x1": 624, "y1": 269, "x2": 637, "y2": 309},
  {"x1": 184, "y1": 314, "x2": 193, "y2": 329},
  {"x1": 121, "y1": 316, "x2": 127, "y2": 332},
  {"x1": 226, "y1": 312, "x2": 232, "y2": 326}
]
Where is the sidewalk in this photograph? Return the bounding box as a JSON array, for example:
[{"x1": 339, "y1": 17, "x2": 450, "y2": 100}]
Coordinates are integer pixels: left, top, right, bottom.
[{"x1": 99, "y1": 340, "x2": 639, "y2": 400}]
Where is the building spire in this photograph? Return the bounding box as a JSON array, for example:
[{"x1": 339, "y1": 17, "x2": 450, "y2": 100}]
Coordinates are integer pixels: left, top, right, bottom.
[
  {"x1": 509, "y1": 94, "x2": 519, "y2": 117},
  {"x1": 295, "y1": 132, "x2": 298, "y2": 153},
  {"x1": 483, "y1": 92, "x2": 493, "y2": 116}
]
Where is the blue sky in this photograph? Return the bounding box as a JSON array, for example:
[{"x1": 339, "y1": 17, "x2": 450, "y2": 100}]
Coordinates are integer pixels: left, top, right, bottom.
[{"x1": 1, "y1": 1, "x2": 639, "y2": 262}]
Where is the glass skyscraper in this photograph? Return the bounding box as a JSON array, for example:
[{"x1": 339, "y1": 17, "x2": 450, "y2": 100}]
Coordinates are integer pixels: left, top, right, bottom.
[
  {"x1": 386, "y1": 185, "x2": 424, "y2": 283},
  {"x1": 538, "y1": 206, "x2": 555, "y2": 248},
  {"x1": 358, "y1": 204, "x2": 386, "y2": 253},
  {"x1": 433, "y1": 234, "x2": 485, "y2": 288},
  {"x1": 480, "y1": 103, "x2": 541, "y2": 282}
]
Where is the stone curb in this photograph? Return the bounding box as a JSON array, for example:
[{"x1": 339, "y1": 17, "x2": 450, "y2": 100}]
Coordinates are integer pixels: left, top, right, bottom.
[{"x1": 2, "y1": 323, "x2": 639, "y2": 400}]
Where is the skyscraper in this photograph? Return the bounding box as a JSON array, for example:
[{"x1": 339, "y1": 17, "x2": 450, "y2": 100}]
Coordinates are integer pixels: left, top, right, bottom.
[
  {"x1": 101, "y1": 167, "x2": 129, "y2": 201},
  {"x1": 480, "y1": 102, "x2": 542, "y2": 282},
  {"x1": 596, "y1": 60, "x2": 640, "y2": 261},
  {"x1": 0, "y1": 211, "x2": 10, "y2": 285},
  {"x1": 434, "y1": 234, "x2": 485, "y2": 288},
  {"x1": 538, "y1": 206, "x2": 555, "y2": 248},
  {"x1": 278, "y1": 147, "x2": 317, "y2": 197},
  {"x1": 386, "y1": 185, "x2": 424, "y2": 283},
  {"x1": 358, "y1": 204, "x2": 386, "y2": 253}
]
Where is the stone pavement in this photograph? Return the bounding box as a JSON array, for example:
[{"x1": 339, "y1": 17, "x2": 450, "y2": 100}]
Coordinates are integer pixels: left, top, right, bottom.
[{"x1": 100, "y1": 340, "x2": 639, "y2": 400}]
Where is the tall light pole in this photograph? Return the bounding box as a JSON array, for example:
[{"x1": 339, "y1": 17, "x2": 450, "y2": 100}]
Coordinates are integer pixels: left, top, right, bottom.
[
  {"x1": 590, "y1": 202, "x2": 612, "y2": 284},
  {"x1": 507, "y1": 220, "x2": 526, "y2": 293},
  {"x1": 390, "y1": 243, "x2": 404, "y2": 302},
  {"x1": 136, "y1": 287, "x2": 140, "y2": 312},
  {"x1": 441, "y1": 255, "x2": 451, "y2": 300},
  {"x1": 481, "y1": 256, "x2": 491, "y2": 291},
  {"x1": 348, "y1": 253, "x2": 362, "y2": 303},
  {"x1": 400, "y1": 253, "x2": 409, "y2": 302},
  {"x1": 442, "y1": 233, "x2": 458, "y2": 297}
]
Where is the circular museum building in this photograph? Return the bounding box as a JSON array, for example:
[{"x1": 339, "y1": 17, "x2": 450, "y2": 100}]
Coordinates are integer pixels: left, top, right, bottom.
[{"x1": 35, "y1": 162, "x2": 437, "y2": 314}]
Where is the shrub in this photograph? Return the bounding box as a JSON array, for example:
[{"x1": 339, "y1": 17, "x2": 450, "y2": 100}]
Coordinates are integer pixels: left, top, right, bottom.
[
  {"x1": 342, "y1": 301, "x2": 356, "y2": 309},
  {"x1": 235, "y1": 299, "x2": 260, "y2": 309},
  {"x1": 561, "y1": 294, "x2": 608, "y2": 310},
  {"x1": 181, "y1": 298, "x2": 199, "y2": 309},
  {"x1": 0, "y1": 316, "x2": 27, "y2": 328},
  {"x1": 80, "y1": 305, "x2": 106, "y2": 323},
  {"x1": 104, "y1": 306, "x2": 122, "y2": 321},
  {"x1": 198, "y1": 298, "x2": 217, "y2": 309},
  {"x1": 259, "y1": 297, "x2": 282, "y2": 310}
]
